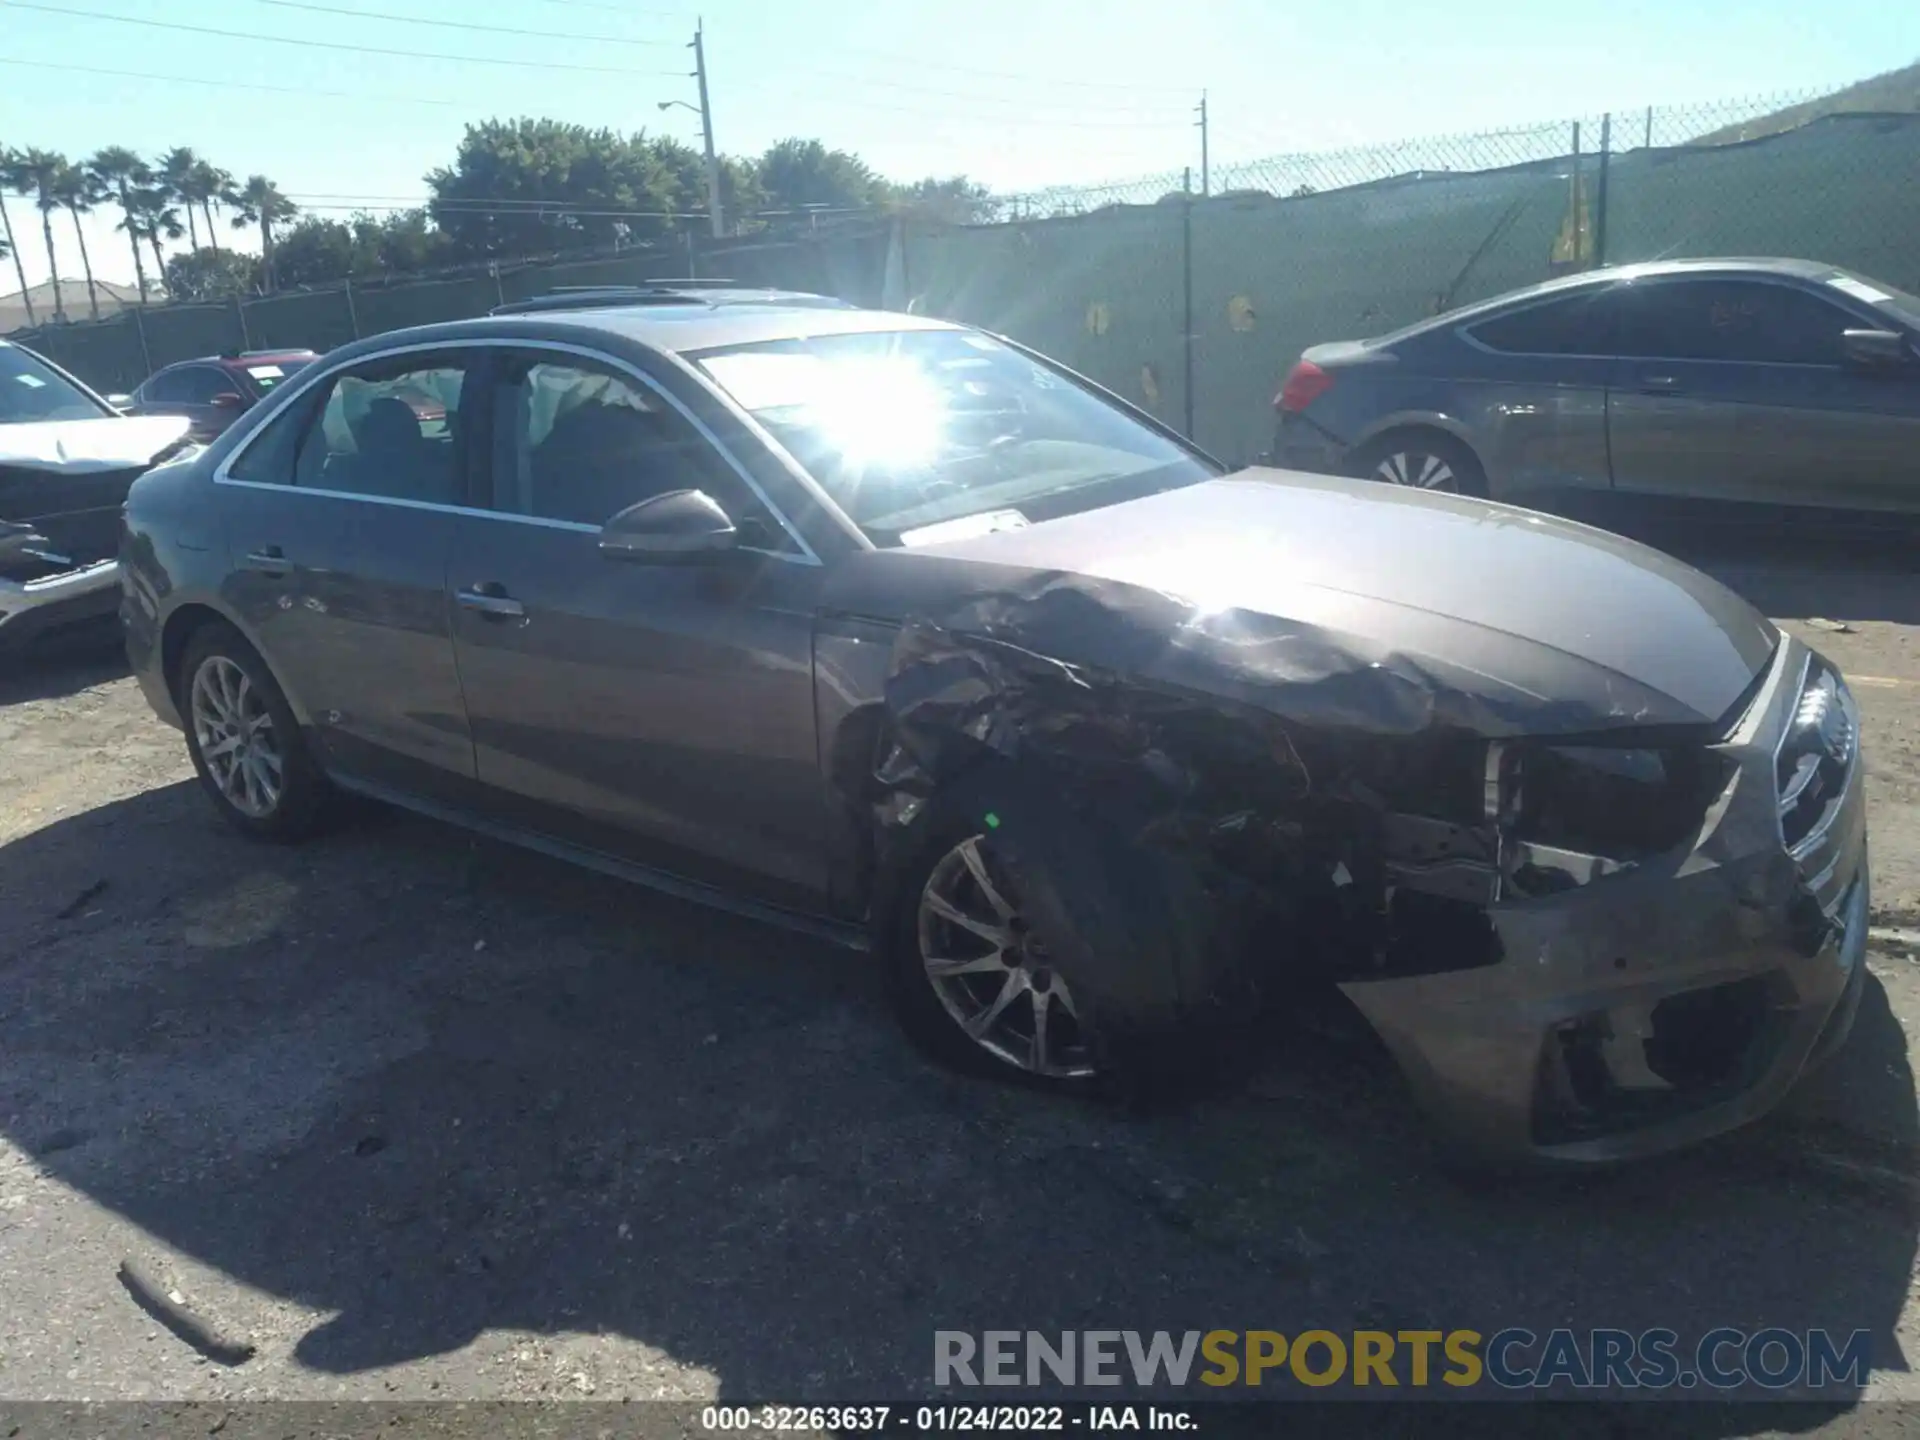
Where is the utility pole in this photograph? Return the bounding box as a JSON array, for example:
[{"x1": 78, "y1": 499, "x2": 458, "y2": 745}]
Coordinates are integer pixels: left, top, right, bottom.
[
  {"x1": 692, "y1": 20, "x2": 724, "y2": 238},
  {"x1": 1195, "y1": 91, "x2": 1210, "y2": 197}
]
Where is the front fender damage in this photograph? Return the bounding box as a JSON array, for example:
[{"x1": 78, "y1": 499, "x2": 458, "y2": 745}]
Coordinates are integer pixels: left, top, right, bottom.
[{"x1": 869, "y1": 573, "x2": 1796, "y2": 1138}]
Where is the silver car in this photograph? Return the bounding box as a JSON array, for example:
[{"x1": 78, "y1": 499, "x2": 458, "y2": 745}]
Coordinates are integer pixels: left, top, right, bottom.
[{"x1": 121, "y1": 285, "x2": 1869, "y2": 1163}]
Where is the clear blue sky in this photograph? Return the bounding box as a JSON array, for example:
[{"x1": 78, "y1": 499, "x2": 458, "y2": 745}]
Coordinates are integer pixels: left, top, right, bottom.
[{"x1": 0, "y1": 0, "x2": 1914, "y2": 291}]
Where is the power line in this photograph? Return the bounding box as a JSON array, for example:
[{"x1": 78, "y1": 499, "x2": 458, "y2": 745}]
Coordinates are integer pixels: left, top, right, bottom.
[
  {"x1": 830, "y1": 45, "x2": 1199, "y2": 95},
  {"x1": 0, "y1": 1, "x2": 685, "y2": 74},
  {"x1": 792, "y1": 68, "x2": 1193, "y2": 117},
  {"x1": 0, "y1": 55, "x2": 465, "y2": 105},
  {"x1": 531, "y1": 0, "x2": 682, "y2": 13},
  {"x1": 255, "y1": 0, "x2": 677, "y2": 47},
  {"x1": 753, "y1": 90, "x2": 1189, "y2": 131}
]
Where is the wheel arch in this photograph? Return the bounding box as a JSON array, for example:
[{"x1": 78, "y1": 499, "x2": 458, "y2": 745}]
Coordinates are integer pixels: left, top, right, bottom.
[{"x1": 160, "y1": 601, "x2": 314, "y2": 727}]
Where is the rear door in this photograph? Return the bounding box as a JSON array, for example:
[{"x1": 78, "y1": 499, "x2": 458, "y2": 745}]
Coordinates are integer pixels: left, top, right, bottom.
[
  {"x1": 215, "y1": 348, "x2": 479, "y2": 802},
  {"x1": 1605, "y1": 275, "x2": 1920, "y2": 511},
  {"x1": 444, "y1": 343, "x2": 831, "y2": 909},
  {"x1": 1453, "y1": 286, "x2": 1620, "y2": 498}
]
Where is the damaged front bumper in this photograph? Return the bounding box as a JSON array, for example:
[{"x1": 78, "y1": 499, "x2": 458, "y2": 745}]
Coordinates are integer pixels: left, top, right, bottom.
[
  {"x1": 1344, "y1": 637, "x2": 1869, "y2": 1162},
  {"x1": 0, "y1": 556, "x2": 121, "y2": 650}
]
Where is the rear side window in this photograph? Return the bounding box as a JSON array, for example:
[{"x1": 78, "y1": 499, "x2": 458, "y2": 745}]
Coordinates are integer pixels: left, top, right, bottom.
[
  {"x1": 1467, "y1": 290, "x2": 1618, "y2": 355},
  {"x1": 1614, "y1": 280, "x2": 1856, "y2": 365},
  {"x1": 294, "y1": 357, "x2": 469, "y2": 505}
]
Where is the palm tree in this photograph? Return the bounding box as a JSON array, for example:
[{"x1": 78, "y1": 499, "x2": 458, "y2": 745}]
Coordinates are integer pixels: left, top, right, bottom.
[
  {"x1": 191, "y1": 160, "x2": 230, "y2": 256},
  {"x1": 17, "y1": 148, "x2": 68, "y2": 322},
  {"x1": 51, "y1": 161, "x2": 105, "y2": 320},
  {"x1": 0, "y1": 148, "x2": 35, "y2": 326},
  {"x1": 87, "y1": 147, "x2": 151, "y2": 302},
  {"x1": 132, "y1": 184, "x2": 185, "y2": 287},
  {"x1": 159, "y1": 146, "x2": 202, "y2": 251},
  {"x1": 228, "y1": 174, "x2": 296, "y2": 291}
]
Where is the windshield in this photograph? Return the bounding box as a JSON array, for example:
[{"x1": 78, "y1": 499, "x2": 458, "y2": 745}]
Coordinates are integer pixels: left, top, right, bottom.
[
  {"x1": 696, "y1": 328, "x2": 1218, "y2": 546},
  {"x1": 0, "y1": 344, "x2": 111, "y2": 424}
]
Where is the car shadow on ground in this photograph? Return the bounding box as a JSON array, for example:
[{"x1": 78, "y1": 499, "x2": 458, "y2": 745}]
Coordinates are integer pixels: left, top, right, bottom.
[
  {"x1": 0, "y1": 625, "x2": 128, "y2": 706},
  {"x1": 0, "y1": 777, "x2": 1913, "y2": 1426}
]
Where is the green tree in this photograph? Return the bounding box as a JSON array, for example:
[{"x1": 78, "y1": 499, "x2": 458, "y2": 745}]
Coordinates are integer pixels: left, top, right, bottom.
[
  {"x1": 359, "y1": 208, "x2": 449, "y2": 273},
  {"x1": 15, "y1": 149, "x2": 69, "y2": 322},
  {"x1": 49, "y1": 161, "x2": 106, "y2": 320},
  {"x1": 163, "y1": 246, "x2": 261, "y2": 301},
  {"x1": 426, "y1": 119, "x2": 678, "y2": 259},
  {"x1": 86, "y1": 147, "x2": 152, "y2": 302},
  {"x1": 0, "y1": 148, "x2": 35, "y2": 326},
  {"x1": 227, "y1": 174, "x2": 297, "y2": 291},
  {"x1": 756, "y1": 139, "x2": 884, "y2": 222},
  {"x1": 888, "y1": 175, "x2": 994, "y2": 224},
  {"x1": 159, "y1": 146, "x2": 204, "y2": 251},
  {"x1": 271, "y1": 214, "x2": 357, "y2": 287}
]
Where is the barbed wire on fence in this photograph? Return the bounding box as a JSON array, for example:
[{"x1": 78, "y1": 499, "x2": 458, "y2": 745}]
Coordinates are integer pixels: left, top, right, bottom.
[{"x1": 986, "y1": 89, "x2": 1830, "y2": 218}]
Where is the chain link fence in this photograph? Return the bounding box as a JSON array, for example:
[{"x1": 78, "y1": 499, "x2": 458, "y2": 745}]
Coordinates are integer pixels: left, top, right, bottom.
[{"x1": 13, "y1": 87, "x2": 1920, "y2": 465}]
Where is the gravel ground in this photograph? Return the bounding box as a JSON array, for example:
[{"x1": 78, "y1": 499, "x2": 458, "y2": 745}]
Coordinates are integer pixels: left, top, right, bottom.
[{"x1": 4, "y1": 516, "x2": 1920, "y2": 1437}]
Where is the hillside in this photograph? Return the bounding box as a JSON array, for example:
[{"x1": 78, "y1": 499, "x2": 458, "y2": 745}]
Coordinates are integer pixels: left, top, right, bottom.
[{"x1": 1698, "y1": 60, "x2": 1920, "y2": 144}]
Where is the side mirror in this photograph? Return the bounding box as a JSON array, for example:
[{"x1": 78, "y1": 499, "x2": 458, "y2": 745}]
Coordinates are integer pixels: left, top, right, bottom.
[
  {"x1": 105, "y1": 393, "x2": 134, "y2": 411},
  {"x1": 211, "y1": 391, "x2": 247, "y2": 410},
  {"x1": 1842, "y1": 328, "x2": 1912, "y2": 370},
  {"x1": 600, "y1": 489, "x2": 739, "y2": 561}
]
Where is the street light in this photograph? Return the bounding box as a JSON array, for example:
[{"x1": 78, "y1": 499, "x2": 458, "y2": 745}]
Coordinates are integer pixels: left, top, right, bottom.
[{"x1": 657, "y1": 101, "x2": 699, "y2": 117}]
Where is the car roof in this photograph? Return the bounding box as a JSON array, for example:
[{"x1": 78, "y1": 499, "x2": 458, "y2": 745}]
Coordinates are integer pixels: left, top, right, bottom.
[
  {"x1": 1399, "y1": 257, "x2": 1856, "y2": 338},
  {"x1": 326, "y1": 297, "x2": 966, "y2": 362}
]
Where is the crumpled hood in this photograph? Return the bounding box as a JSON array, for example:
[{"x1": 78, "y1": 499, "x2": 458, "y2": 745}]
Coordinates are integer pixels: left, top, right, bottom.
[
  {"x1": 891, "y1": 469, "x2": 1779, "y2": 738},
  {"x1": 0, "y1": 415, "x2": 192, "y2": 474}
]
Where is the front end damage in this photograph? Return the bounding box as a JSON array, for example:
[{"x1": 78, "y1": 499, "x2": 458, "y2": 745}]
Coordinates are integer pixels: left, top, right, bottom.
[{"x1": 873, "y1": 575, "x2": 1867, "y2": 1162}]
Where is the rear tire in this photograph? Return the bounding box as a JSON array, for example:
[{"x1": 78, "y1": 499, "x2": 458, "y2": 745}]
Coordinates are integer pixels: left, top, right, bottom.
[
  {"x1": 1351, "y1": 430, "x2": 1487, "y2": 497},
  {"x1": 177, "y1": 621, "x2": 333, "y2": 842}
]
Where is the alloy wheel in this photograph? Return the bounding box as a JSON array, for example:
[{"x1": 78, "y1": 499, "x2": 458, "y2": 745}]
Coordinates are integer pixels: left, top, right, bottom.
[
  {"x1": 1374, "y1": 450, "x2": 1457, "y2": 491},
  {"x1": 917, "y1": 835, "x2": 1095, "y2": 1079},
  {"x1": 190, "y1": 655, "x2": 284, "y2": 819}
]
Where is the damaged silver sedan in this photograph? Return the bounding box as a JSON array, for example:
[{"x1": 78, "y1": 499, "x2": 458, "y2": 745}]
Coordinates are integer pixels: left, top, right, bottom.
[{"x1": 119, "y1": 293, "x2": 1867, "y2": 1164}]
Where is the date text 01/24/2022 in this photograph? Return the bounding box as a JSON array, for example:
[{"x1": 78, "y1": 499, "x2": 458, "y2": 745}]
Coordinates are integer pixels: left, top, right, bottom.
[{"x1": 699, "y1": 1405, "x2": 1196, "y2": 1431}]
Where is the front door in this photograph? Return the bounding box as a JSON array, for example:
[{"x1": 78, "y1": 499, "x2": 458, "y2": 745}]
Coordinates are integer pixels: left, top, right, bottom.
[
  {"x1": 446, "y1": 346, "x2": 829, "y2": 908},
  {"x1": 144, "y1": 363, "x2": 247, "y2": 443},
  {"x1": 1605, "y1": 276, "x2": 1920, "y2": 511},
  {"x1": 216, "y1": 348, "x2": 478, "y2": 801}
]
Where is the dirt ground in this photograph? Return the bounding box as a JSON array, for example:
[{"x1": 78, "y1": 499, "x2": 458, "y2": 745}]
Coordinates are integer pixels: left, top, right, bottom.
[{"x1": 4, "y1": 515, "x2": 1920, "y2": 1436}]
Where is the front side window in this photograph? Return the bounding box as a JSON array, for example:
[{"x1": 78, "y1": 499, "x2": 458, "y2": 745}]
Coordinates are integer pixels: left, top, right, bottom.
[
  {"x1": 1614, "y1": 280, "x2": 1857, "y2": 366},
  {"x1": 293, "y1": 355, "x2": 469, "y2": 504},
  {"x1": 175, "y1": 367, "x2": 245, "y2": 405},
  {"x1": 486, "y1": 352, "x2": 790, "y2": 547},
  {"x1": 694, "y1": 328, "x2": 1217, "y2": 547},
  {"x1": 0, "y1": 343, "x2": 111, "y2": 423}
]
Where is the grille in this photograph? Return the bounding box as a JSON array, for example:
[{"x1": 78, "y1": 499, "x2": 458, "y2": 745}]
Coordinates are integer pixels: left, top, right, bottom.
[{"x1": 1776, "y1": 663, "x2": 1857, "y2": 856}]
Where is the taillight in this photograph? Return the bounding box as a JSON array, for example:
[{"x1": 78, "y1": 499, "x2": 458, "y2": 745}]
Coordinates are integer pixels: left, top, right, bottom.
[{"x1": 1275, "y1": 360, "x2": 1334, "y2": 413}]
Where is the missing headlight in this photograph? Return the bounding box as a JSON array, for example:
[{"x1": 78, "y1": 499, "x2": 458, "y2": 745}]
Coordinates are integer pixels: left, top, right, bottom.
[{"x1": 1511, "y1": 743, "x2": 1728, "y2": 861}]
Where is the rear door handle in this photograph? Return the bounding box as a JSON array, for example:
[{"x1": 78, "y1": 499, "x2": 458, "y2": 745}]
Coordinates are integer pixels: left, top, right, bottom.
[
  {"x1": 244, "y1": 545, "x2": 289, "y2": 575},
  {"x1": 457, "y1": 584, "x2": 527, "y2": 620}
]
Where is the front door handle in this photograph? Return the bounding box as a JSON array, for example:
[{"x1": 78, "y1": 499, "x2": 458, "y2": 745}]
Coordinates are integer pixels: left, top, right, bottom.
[
  {"x1": 1638, "y1": 373, "x2": 1680, "y2": 392},
  {"x1": 457, "y1": 584, "x2": 527, "y2": 620},
  {"x1": 244, "y1": 545, "x2": 289, "y2": 576}
]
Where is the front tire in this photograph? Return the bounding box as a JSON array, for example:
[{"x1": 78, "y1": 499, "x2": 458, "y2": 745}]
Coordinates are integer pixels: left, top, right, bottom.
[
  {"x1": 1351, "y1": 430, "x2": 1487, "y2": 497},
  {"x1": 878, "y1": 780, "x2": 1101, "y2": 1090},
  {"x1": 178, "y1": 622, "x2": 332, "y2": 842}
]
